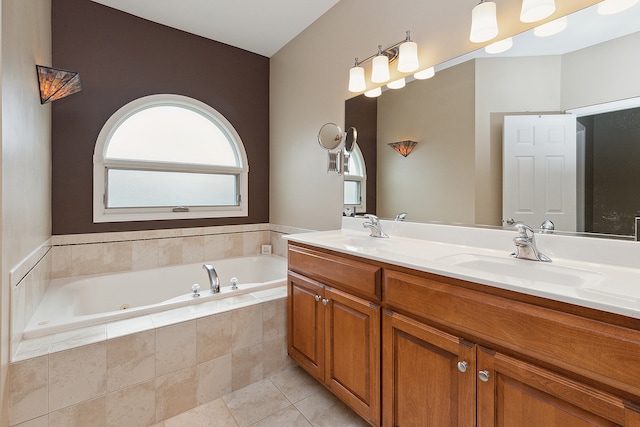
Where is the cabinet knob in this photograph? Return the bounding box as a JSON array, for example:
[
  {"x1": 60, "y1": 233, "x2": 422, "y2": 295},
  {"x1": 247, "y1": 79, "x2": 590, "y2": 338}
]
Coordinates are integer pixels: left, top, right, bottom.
[
  {"x1": 314, "y1": 295, "x2": 321, "y2": 302},
  {"x1": 478, "y1": 370, "x2": 491, "y2": 382},
  {"x1": 322, "y1": 298, "x2": 329, "y2": 305},
  {"x1": 457, "y1": 361, "x2": 469, "y2": 373}
]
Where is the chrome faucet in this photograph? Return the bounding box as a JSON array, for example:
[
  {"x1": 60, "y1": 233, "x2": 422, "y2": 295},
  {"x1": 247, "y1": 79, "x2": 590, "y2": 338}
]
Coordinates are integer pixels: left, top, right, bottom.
[
  {"x1": 363, "y1": 214, "x2": 388, "y2": 238},
  {"x1": 510, "y1": 223, "x2": 551, "y2": 262},
  {"x1": 202, "y1": 264, "x2": 220, "y2": 293},
  {"x1": 395, "y1": 212, "x2": 408, "y2": 221}
]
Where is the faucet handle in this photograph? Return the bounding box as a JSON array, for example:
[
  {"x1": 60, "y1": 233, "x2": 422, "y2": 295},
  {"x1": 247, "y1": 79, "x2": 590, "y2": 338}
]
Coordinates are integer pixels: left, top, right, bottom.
[
  {"x1": 364, "y1": 214, "x2": 379, "y2": 225},
  {"x1": 514, "y1": 222, "x2": 534, "y2": 239}
]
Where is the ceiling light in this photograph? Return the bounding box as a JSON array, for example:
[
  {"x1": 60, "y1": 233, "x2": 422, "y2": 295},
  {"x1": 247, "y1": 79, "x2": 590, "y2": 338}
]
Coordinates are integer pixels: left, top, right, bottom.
[
  {"x1": 364, "y1": 87, "x2": 382, "y2": 98},
  {"x1": 387, "y1": 78, "x2": 406, "y2": 89},
  {"x1": 348, "y1": 59, "x2": 366, "y2": 93},
  {"x1": 371, "y1": 45, "x2": 391, "y2": 83},
  {"x1": 398, "y1": 31, "x2": 419, "y2": 73},
  {"x1": 597, "y1": 0, "x2": 639, "y2": 15},
  {"x1": 533, "y1": 16, "x2": 568, "y2": 37},
  {"x1": 470, "y1": 1, "x2": 499, "y2": 43},
  {"x1": 520, "y1": 0, "x2": 556, "y2": 23},
  {"x1": 484, "y1": 37, "x2": 513, "y2": 54},
  {"x1": 414, "y1": 67, "x2": 435, "y2": 80}
]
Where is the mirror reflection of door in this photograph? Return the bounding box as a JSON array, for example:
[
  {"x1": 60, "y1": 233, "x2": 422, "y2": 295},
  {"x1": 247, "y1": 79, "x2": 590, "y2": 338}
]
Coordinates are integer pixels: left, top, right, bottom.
[{"x1": 502, "y1": 114, "x2": 578, "y2": 231}]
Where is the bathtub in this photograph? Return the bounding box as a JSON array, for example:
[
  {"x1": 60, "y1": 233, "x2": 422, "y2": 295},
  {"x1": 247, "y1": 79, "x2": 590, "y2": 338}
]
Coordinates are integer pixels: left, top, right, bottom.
[{"x1": 23, "y1": 255, "x2": 287, "y2": 339}]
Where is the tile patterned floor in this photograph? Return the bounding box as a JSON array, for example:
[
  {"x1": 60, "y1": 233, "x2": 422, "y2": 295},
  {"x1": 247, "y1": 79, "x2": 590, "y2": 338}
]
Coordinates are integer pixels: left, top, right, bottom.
[{"x1": 150, "y1": 365, "x2": 371, "y2": 427}]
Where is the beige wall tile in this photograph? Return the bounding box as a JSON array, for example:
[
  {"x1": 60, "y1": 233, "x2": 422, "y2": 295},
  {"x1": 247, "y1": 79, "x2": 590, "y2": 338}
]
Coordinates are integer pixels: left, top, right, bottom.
[
  {"x1": 196, "y1": 311, "x2": 233, "y2": 363},
  {"x1": 13, "y1": 415, "x2": 48, "y2": 427},
  {"x1": 71, "y1": 243, "x2": 106, "y2": 276},
  {"x1": 103, "y1": 241, "x2": 133, "y2": 273},
  {"x1": 242, "y1": 231, "x2": 269, "y2": 255},
  {"x1": 204, "y1": 234, "x2": 226, "y2": 261},
  {"x1": 48, "y1": 397, "x2": 106, "y2": 427},
  {"x1": 232, "y1": 343, "x2": 263, "y2": 391},
  {"x1": 8, "y1": 356, "x2": 48, "y2": 426},
  {"x1": 49, "y1": 342, "x2": 107, "y2": 412},
  {"x1": 223, "y1": 234, "x2": 243, "y2": 258},
  {"x1": 51, "y1": 245, "x2": 72, "y2": 279},
  {"x1": 262, "y1": 299, "x2": 286, "y2": 342},
  {"x1": 131, "y1": 239, "x2": 159, "y2": 270},
  {"x1": 158, "y1": 238, "x2": 184, "y2": 266},
  {"x1": 232, "y1": 305, "x2": 263, "y2": 352},
  {"x1": 155, "y1": 366, "x2": 197, "y2": 422},
  {"x1": 107, "y1": 330, "x2": 155, "y2": 392},
  {"x1": 105, "y1": 380, "x2": 155, "y2": 427},
  {"x1": 262, "y1": 337, "x2": 291, "y2": 378},
  {"x1": 196, "y1": 354, "x2": 232, "y2": 405},
  {"x1": 270, "y1": 231, "x2": 289, "y2": 258},
  {"x1": 156, "y1": 320, "x2": 196, "y2": 376},
  {"x1": 182, "y1": 235, "x2": 205, "y2": 263}
]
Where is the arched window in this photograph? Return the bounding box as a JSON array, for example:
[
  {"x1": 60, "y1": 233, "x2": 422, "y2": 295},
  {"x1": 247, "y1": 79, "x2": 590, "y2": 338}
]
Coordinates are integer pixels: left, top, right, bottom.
[
  {"x1": 93, "y1": 94, "x2": 248, "y2": 222},
  {"x1": 344, "y1": 145, "x2": 367, "y2": 212}
]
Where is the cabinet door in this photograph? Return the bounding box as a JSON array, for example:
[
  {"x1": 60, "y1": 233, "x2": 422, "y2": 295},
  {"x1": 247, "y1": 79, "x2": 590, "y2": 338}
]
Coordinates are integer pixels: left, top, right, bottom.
[
  {"x1": 382, "y1": 310, "x2": 476, "y2": 427},
  {"x1": 325, "y1": 286, "x2": 381, "y2": 426},
  {"x1": 287, "y1": 272, "x2": 324, "y2": 380},
  {"x1": 476, "y1": 346, "x2": 635, "y2": 427}
]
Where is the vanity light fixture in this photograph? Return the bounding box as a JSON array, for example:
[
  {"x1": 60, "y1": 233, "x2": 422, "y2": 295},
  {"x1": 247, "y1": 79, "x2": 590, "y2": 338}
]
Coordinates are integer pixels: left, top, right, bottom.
[
  {"x1": 364, "y1": 87, "x2": 382, "y2": 98},
  {"x1": 348, "y1": 31, "x2": 420, "y2": 92},
  {"x1": 388, "y1": 140, "x2": 418, "y2": 157},
  {"x1": 597, "y1": 0, "x2": 639, "y2": 15},
  {"x1": 520, "y1": 0, "x2": 556, "y2": 23},
  {"x1": 414, "y1": 66, "x2": 436, "y2": 80},
  {"x1": 36, "y1": 65, "x2": 82, "y2": 104},
  {"x1": 485, "y1": 37, "x2": 513, "y2": 54},
  {"x1": 469, "y1": 0, "x2": 500, "y2": 43},
  {"x1": 533, "y1": 16, "x2": 568, "y2": 37}
]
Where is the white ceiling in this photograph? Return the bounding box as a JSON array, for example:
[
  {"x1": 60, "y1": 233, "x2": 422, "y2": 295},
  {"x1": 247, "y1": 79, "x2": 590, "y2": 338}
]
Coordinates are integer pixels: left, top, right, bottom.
[{"x1": 90, "y1": 0, "x2": 341, "y2": 57}]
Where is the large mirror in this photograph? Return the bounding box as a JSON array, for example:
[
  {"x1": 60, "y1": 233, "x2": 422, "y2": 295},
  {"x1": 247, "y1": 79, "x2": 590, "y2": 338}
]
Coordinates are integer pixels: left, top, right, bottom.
[{"x1": 345, "y1": 3, "x2": 640, "y2": 239}]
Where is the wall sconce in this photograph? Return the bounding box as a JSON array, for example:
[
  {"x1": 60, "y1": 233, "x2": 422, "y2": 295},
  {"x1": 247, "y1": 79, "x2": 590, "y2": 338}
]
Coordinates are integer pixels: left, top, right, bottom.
[
  {"x1": 597, "y1": 0, "x2": 639, "y2": 15},
  {"x1": 348, "y1": 31, "x2": 420, "y2": 93},
  {"x1": 520, "y1": 0, "x2": 556, "y2": 23},
  {"x1": 388, "y1": 140, "x2": 418, "y2": 157},
  {"x1": 469, "y1": 0, "x2": 499, "y2": 43},
  {"x1": 36, "y1": 65, "x2": 82, "y2": 104}
]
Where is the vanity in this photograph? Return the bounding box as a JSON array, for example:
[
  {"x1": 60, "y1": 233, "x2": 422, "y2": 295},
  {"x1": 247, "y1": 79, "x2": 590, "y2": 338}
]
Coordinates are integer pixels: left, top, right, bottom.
[{"x1": 286, "y1": 217, "x2": 640, "y2": 426}]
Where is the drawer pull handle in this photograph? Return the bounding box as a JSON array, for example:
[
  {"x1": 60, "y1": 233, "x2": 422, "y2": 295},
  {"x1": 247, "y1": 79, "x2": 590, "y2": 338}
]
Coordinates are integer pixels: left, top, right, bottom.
[
  {"x1": 478, "y1": 370, "x2": 490, "y2": 382},
  {"x1": 314, "y1": 295, "x2": 321, "y2": 302},
  {"x1": 457, "y1": 361, "x2": 469, "y2": 373},
  {"x1": 322, "y1": 298, "x2": 330, "y2": 306}
]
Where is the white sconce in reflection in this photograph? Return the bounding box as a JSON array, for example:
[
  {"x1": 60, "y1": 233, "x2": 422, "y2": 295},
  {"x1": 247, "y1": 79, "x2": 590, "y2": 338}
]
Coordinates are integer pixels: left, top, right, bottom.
[
  {"x1": 364, "y1": 87, "x2": 382, "y2": 98},
  {"x1": 387, "y1": 78, "x2": 406, "y2": 90},
  {"x1": 520, "y1": 0, "x2": 556, "y2": 23},
  {"x1": 597, "y1": 0, "x2": 639, "y2": 15},
  {"x1": 414, "y1": 67, "x2": 435, "y2": 80},
  {"x1": 348, "y1": 31, "x2": 420, "y2": 92},
  {"x1": 470, "y1": 0, "x2": 499, "y2": 43},
  {"x1": 534, "y1": 16, "x2": 568, "y2": 37},
  {"x1": 485, "y1": 37, "x2": 513, "y2": 54}
]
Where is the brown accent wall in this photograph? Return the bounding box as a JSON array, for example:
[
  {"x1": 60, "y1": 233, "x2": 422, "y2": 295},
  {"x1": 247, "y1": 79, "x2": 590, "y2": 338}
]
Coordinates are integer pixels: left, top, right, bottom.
[{"x1": 51, "y1": 0, "x2": 269, "y2": 234}]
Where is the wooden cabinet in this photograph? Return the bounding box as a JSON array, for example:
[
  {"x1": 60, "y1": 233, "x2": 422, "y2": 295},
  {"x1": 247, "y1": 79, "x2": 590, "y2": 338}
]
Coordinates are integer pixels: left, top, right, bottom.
[
  {"x1": 287, "y1": 242, "x2": 640, "y2": 427},
  {"x1": 288, "y1": 245, "x2": 381, "y2": 426}
]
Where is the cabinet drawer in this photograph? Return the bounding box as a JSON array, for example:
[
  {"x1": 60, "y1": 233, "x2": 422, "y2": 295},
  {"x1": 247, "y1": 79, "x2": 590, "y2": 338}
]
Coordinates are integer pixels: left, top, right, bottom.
[
  {"x1": 288, "y1": 244, "x2": 381, "y2": 301},
  {"x1": 384, "y1": 269, "x2": 640, "y2": 400}
]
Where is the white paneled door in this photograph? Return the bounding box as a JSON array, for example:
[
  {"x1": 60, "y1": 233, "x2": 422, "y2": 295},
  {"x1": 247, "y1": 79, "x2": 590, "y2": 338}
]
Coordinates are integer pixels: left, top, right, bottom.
[{"x1": 503, "y1": 114, "x2": 577, "y2": 231}]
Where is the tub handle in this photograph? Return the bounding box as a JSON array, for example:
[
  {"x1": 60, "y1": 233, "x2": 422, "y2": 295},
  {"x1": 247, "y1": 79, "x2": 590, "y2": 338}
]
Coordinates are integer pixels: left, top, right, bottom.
[
  {"x1": 191, "y1": 283, "x2": 201, "y2": 297},
  {"x1": 230, "y1": 277, "x2": 238, "y2": 290}
]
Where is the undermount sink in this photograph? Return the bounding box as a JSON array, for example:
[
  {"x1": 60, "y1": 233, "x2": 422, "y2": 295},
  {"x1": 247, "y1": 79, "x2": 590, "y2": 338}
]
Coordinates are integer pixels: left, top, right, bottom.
[{"x1": 436, "y1": 253, "x2": 604, "y2": 289}]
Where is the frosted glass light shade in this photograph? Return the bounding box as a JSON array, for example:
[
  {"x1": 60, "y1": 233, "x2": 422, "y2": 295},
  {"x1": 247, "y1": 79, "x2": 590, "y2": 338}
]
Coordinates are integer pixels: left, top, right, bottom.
[
  {"x1": 414, "y1": 67, "x2": 435, "y2": 80},
  {"x1": 371, "y1": 54, "x2": 390, "y2": 83},
  {"x1": 364, "y1": 87, "x2": 382, "y2": 98},
  {"x1": 520, "y1": 0, "x2": 556, "y2": 23},
  {"x1": 485, "y1": 37, "x2": 513, "y2": 54},
  {"x1": 398, "y1": 41, "x2": 419, "y2": 73},
  {"x1": 470, "y1": 1, "x2": 499, "y2": 43},
  {"x1": 533, "y1": 16, "x2": 568, "y2": 37},
  {"x1": 348, "y1": 65, "x2": 366, "y2": 92},
  {"x1": 387, "y1": 78, "x2": 406, "y2": 89},
  {"x1": 597, "y1": 0, "x2": 639, "y2": 15}
]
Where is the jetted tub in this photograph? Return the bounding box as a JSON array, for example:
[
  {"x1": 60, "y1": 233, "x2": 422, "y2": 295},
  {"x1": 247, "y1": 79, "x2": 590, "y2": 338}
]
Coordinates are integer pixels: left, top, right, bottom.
[{"x1": 23, "y1": 255, "x2": 287, "y2": 339}]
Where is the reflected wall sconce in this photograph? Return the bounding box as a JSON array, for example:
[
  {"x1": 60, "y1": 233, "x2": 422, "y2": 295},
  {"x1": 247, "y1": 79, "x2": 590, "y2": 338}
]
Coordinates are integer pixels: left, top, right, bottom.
[
  {"x1": 597, "y1": 0, "x2": 639, "y2": 15},
  {"x1": 36, "y1": 65, "x2": 82, "y2": 104},
  {"x1": 348, "y1": 31, "x2": 421, "y2": 94},
  {"x1": 388, "y1": 140, "x2": 418, "y2": 157},
  {"x1": 520, "y1": 0, "x2": 556, "y2": 23}
]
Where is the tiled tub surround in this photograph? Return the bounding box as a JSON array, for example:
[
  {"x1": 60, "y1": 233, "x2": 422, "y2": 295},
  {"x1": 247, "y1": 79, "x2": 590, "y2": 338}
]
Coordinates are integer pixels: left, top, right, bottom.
[
  {"x1": 8, "y1": 287, "x2": 291, "y2": 426},
  {"x1": 8, "y1": 224, "x2": 310, "y2": 426}
]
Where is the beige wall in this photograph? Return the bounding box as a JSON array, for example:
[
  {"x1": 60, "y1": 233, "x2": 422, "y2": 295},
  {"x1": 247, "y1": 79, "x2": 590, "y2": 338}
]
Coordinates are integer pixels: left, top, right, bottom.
[
  {"x1": 377, "y1": 60, "x2": 475, "y2": 223},
  {"x1": 270, "y1": 0, "x2": 600, "y2": 231},
  {"x1": 1, "y1": 0, "x2": 51, "y2": 424}
]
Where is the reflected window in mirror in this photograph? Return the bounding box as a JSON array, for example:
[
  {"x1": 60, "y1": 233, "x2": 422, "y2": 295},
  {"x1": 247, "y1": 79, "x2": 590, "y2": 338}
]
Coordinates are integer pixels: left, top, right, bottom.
[{"x1": 344, "y1": 144, "x2": 367, "y2": 213}]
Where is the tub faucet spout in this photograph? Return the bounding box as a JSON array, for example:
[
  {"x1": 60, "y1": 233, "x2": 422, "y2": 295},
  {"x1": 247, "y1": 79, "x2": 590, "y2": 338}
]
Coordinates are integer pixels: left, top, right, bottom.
[{"x1": 203, "y1": 264, "x2": 220, "y2": 293}]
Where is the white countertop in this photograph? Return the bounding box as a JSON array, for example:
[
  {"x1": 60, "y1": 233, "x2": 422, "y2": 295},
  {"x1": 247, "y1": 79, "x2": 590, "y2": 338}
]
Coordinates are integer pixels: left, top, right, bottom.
[{"x1": 286, "y1": 217, "x2": 640, "y2": 319}]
